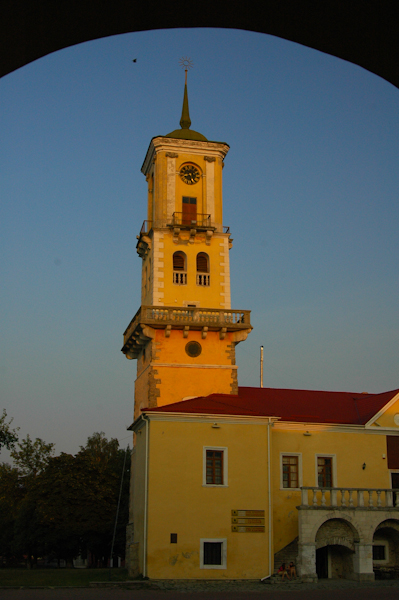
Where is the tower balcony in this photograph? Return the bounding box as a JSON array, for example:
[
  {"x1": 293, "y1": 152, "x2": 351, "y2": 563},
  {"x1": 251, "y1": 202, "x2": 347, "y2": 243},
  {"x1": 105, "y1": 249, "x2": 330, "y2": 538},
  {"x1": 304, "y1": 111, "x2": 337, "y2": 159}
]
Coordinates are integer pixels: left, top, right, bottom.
[
  {"x1": 139, "y1": 217, "x2": 230, "y2": 235},
  {"x1": 122, "y1": 305, "x2": 251, "y2": 359},
  {"x1": 137, "y1": 217, "x2": 231, "y2": 256}
]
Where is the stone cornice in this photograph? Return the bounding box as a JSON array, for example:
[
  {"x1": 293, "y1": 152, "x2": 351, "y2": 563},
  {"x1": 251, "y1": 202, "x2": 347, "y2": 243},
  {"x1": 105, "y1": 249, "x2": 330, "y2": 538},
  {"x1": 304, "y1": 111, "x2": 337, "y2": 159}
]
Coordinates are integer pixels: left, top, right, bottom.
[{"x1": 141, "y1": 136, "x2": 230, "y2": 175}]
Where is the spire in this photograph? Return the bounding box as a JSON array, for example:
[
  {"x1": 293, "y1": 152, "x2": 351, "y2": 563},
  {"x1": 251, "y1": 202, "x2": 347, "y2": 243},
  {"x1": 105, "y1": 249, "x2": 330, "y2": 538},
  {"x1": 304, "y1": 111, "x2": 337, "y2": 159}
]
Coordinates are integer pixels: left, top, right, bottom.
[
  {"x1": 179, "y1": 69, "x2": 191, "y2": 130},
  {"x1": 165, "y1": 58, "x2": 207, "y2": 141}
]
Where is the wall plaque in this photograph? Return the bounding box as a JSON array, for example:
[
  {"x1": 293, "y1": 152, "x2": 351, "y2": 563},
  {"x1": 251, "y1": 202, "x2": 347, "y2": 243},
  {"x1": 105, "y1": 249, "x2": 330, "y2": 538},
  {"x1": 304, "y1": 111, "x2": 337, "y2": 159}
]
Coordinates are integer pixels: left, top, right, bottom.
[
  {"x1": 231, "y1": 510, "x2": 265, "y2": 517},
  {"x1": 231, "y1": 510, "x2": 265, "y2": 532},
  {"x1": 232, "y1": 517, "x2": 265, "y2": 525},
  {"x1": 232, "y1": 525, "x2": 265, "y2": 533}
]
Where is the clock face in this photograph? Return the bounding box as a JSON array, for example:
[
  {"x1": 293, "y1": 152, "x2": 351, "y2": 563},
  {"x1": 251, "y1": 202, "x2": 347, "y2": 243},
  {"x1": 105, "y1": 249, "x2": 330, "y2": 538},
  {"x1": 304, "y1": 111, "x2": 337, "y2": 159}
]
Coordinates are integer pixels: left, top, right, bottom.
[{"x1": 180, "y1": 164, "x2": 200, "y2": 185}]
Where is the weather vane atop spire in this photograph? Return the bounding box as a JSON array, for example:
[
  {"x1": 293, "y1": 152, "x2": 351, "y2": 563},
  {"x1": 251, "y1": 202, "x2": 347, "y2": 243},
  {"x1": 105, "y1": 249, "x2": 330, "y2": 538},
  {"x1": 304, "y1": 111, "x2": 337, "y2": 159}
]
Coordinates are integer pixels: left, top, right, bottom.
[{"x1": 179, "y1": 57, "x2": 193, "y2": 84}]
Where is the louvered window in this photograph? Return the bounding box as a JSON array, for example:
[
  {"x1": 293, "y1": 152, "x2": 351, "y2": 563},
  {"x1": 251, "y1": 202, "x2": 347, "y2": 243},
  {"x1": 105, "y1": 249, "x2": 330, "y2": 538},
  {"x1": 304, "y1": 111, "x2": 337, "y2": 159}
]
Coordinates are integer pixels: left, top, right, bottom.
[
  {"x1": 196, "y1": 253, "x2": 209, "y2": 272},
  {"x1": 173, "y1": 252, "x2": 186, "y2": 270},
  {"x1": 173, "y1": 252, "x2": 187, "y2": 285},
  {"x1": 196, "y1": 253, "x2": 210, "y2": 286}
]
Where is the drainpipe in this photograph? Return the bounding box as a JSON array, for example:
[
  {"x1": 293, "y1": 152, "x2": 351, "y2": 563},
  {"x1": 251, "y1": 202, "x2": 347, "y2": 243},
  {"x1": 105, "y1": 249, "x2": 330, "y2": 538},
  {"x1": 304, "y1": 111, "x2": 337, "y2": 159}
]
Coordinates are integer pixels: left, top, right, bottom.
[
  {"x1": 143, "y1": 414, "x2": 149, "y2": 578},
  {"x1": 261, "y1": 418, "x2": 273, "y2": 581}
]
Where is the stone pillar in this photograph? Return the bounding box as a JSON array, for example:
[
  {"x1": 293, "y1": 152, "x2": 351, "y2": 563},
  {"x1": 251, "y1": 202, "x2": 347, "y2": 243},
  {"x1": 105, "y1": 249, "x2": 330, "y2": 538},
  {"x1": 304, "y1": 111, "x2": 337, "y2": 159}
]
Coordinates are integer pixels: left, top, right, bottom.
[
  {"x1": 298, "y1": 542, "x2": 318, "y2": 582},
  {"x1": 352, "y1": 542, "x2": 375, "y2": 581}
]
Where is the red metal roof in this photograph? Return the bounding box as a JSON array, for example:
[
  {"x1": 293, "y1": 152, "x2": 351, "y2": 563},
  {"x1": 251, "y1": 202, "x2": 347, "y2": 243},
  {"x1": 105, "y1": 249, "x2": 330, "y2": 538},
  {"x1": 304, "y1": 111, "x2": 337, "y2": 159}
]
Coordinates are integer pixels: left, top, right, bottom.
[{"x1": 144, "y1": 386, "x2": 399, "y2": 425}]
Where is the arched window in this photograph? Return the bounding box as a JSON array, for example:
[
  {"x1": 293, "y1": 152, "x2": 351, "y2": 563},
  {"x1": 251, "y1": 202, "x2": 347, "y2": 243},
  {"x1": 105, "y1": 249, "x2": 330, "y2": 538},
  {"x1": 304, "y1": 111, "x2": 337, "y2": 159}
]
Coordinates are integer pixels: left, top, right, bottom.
[
  {"x1": 173, "y1": 251, "x2": 187, "y2": 285},
  {"x1": 196, "y1": 253, "x2": 210, "y2": 286}
]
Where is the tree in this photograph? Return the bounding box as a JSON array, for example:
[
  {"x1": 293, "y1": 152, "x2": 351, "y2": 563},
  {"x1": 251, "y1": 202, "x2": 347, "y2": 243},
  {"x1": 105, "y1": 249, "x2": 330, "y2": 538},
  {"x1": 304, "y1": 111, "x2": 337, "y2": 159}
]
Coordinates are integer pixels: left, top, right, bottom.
[
  {"x1": 78, "y1": 431, "x2": 119, "y2": 470},
  {"x1": 0, "y1": 463, "x2": 25, "y2": 562},
  {"x1": 0, "y1": 409, "x2": 19, "y2": 452},
  {"x1": 10, "y1": 434, "x2": 55, "y2": 478},
  {"x1": 32, "y1": 451, "x2": 120, "y2": 565}
]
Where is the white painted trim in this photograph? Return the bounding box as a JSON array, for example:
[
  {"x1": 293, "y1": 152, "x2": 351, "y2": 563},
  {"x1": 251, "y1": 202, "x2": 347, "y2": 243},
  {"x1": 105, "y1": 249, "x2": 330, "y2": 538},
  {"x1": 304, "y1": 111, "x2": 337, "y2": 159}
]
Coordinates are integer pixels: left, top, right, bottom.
[
  {"x1": 151, "y1": 363, "x2": 238, "y2": 369},
  {"x1": 203, "y1": 446, "x2": 228, "y2": 487},
  {"x1": 273, "y1": 421, "x2": 399, "y2": 435},
  {"x1": 365, "y1": 392, "x2": 399, "y2": 427},
  {"x1": 315, "y1": 454, "x2": 337, "y2": 488},
  {"x1": 205, "y1": 158, "x2": 215, "y2": 218},
  {"x1": 137, "y1": 413, "x2": 280, "y2": 427},
  {"x1": 280, "y1": 452, "x2": 303, "y2": 490},
  {"x1": 166, "y1": 155, "x2": 176, "y2": 221},
  {"x1": 200, "y1": 538, "x2": 227, "y2": 569}
]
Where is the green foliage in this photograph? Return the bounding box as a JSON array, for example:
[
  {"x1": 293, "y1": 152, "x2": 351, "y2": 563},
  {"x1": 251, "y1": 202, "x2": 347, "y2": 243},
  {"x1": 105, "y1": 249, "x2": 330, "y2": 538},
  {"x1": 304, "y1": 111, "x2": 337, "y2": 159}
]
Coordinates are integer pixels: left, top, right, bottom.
[
  {"x1": 0, "y1": 409, "x2": 19, "y2": 452},
  {"x1": 10, "y1": 434, "x2": 55, "y2": 478},
  {"x1": 0, "y1": 463, "x2": 25, "y2": 560},
  {"x1": 0, "y1": 431, "x2": 131, "y2": 568}
]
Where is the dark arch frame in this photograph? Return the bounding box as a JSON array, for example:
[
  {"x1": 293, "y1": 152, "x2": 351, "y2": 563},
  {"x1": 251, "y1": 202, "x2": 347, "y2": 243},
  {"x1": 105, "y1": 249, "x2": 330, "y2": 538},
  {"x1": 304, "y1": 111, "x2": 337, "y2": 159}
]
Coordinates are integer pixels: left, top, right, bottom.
[{"x1": 1, "y1": 1, "x2": 399, "y2": 89}]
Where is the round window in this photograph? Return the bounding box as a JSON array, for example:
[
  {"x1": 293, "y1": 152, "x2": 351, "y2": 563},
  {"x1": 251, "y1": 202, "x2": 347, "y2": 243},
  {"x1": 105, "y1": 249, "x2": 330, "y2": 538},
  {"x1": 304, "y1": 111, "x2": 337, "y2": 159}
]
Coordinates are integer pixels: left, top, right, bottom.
[{"x1": 185, "y1": 341, "x2": 202, "y2": 357}]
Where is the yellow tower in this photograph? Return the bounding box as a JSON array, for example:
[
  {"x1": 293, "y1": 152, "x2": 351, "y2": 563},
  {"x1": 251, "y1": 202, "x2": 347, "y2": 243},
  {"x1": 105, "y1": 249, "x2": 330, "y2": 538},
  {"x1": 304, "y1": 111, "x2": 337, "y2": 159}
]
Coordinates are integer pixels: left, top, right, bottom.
[{"x1": 122, "y1": 70, "x2": 252, "y2": 421}]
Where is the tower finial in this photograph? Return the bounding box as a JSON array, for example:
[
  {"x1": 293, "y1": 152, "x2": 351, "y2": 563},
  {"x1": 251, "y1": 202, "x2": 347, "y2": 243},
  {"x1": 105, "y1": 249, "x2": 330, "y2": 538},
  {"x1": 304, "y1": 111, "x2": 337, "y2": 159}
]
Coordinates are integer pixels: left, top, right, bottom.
[{"x1": 179, "y1": 57, "x2": 193, "y2": 130}]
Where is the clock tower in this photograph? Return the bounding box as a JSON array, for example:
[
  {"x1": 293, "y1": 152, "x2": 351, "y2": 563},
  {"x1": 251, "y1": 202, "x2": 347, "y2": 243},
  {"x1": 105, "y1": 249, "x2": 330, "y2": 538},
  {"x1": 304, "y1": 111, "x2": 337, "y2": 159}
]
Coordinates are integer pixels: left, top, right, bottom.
[{"x1": 122, "y1": 71, "x2": 252, "y2": 422}]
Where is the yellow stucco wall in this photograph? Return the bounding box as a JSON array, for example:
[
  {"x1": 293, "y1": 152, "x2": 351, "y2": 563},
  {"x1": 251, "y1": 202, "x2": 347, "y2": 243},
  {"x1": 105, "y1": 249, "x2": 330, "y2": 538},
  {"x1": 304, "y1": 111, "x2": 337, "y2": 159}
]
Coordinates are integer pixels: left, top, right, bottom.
[
  {"x1": 150, "y1": 149, "x2": 224, "y2": 225},
  {"x1": 272, "y1": 427, "x2": 391, "y2": 553},
  {"x1": 143, "y1": 419, "x2": 271, "y2": 579},
  {"x1": 133, "y1": 329, "x2": 238, "y2": 416},
  {"x1": 131, "y1": 415, "x2": 398, "y2": 579},
  {"x1": 131, "y1": 438, "x2": 146, "y2": 574},
  {"x1": 160, "y1": 231, "x2": 230, "y2": 309}
]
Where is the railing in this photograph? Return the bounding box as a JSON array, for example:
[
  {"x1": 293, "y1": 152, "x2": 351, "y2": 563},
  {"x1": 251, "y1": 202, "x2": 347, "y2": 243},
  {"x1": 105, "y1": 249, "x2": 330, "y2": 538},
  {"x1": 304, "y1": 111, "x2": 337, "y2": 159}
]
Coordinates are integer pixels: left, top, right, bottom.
[
  {"x1": 141, "y1": 306, "x2": 251, "y2": 327},
  {"x1": 301, "y1": 487, "x2": 399, "y2": 509},
  {"x1": 122, "y1": 305, "x2": 252, "y2": 351},
  {"x1": 140, "y1": 220, "x2": 152, "y2": 235},
  {"x1": 138, "y1": 219, "x2": 231, "y2": 235},
  {"x1": 171, "y1": 212, "x2": 213, "y2": 228},
  {"x1": 196, "y1": 274, "x2": 210, "y2": 286},
  {"x1": 173, "y1": 271, "x2": 187, "y2": 285}
]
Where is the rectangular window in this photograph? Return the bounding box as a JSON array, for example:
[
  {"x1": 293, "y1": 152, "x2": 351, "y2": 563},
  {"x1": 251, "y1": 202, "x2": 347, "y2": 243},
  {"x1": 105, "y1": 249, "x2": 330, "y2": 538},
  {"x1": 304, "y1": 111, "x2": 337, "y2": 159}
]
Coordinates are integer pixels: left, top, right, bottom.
[
  {"x1": 373, "y1": 545, "x2": 386, "y2": 561},
  {"x1": 204, "y1": 542, "x2": 222, "y2": 565},
  {"x1": 200, "y1": 538, "x2": 227, "y2": 569},
  {"x1": 203, "y1": 447, "x2": 228, "y2": 486},
  {"x1": 283, "y1": 455, "x2": 299, "y2": 488},
  {"x1": 318, "y1": 457, "x2": 333, "y2": 487},
  {"x1": 206, "y1": 450, "x2": 223, "y2": 485}
]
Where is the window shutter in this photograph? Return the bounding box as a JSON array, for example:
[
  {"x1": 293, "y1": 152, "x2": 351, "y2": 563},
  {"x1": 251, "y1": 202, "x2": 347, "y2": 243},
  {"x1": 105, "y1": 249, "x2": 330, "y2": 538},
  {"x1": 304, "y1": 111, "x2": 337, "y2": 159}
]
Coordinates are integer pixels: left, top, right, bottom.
[
  {"x1": 197, "y1": 253, "x2": 209, "y2": 273},
  {"x1": 173, "y1": 252, "x2": 186, "y2": 271}
]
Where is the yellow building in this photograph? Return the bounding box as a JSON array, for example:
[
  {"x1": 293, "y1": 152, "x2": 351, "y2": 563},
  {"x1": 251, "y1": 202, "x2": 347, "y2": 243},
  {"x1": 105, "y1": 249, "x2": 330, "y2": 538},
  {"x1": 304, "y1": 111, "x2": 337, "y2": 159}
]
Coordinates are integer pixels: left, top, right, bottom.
[{"x1": 123, "y1": 74, "x2": 399, "y2": 581}]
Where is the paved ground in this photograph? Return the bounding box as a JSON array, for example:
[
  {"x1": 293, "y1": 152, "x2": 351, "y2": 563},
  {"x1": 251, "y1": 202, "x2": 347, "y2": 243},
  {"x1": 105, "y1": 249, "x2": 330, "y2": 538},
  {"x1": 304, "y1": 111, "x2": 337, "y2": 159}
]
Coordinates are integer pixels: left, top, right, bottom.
[{"x1": 2, "y1": 580, "x2": 399, "y2": 600}]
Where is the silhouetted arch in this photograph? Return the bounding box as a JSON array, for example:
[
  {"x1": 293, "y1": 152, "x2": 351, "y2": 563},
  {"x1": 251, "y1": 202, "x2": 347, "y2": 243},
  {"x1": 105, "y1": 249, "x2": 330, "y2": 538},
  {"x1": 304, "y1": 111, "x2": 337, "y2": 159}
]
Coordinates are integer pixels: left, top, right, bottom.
[{"x1": 1, "y1": 2, "x2": 399, "y2": 89}]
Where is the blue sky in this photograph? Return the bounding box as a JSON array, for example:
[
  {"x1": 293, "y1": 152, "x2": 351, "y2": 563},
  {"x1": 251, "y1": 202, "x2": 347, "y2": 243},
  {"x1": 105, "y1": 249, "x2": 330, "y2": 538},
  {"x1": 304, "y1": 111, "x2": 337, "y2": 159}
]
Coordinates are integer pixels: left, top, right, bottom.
[{"x1": 1, "y1": 28, "x2": 398, "y2": 457}]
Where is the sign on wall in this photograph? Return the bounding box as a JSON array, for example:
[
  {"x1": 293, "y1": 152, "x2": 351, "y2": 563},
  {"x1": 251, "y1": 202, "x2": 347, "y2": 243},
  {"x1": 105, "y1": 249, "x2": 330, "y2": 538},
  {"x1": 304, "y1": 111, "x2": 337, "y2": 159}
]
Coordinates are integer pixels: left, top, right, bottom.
[{"x1": 231, "y1": 510, "x2": 265, "y2": 532}]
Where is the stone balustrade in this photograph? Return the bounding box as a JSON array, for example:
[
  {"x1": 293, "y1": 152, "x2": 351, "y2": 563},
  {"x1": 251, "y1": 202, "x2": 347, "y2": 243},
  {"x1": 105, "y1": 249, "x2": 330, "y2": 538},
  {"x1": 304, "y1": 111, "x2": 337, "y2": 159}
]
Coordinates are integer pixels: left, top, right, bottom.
[
  {"x1": 300, "y1": 486, "x2": 399, "y2": 509},
  {"x1": 122, "y1": 305, "x2": 252, "y2": 358}
]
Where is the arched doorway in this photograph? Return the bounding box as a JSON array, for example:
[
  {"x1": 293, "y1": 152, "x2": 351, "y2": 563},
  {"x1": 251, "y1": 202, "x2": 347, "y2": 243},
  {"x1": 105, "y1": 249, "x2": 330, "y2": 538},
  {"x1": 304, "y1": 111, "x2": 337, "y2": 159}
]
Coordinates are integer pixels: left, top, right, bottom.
[
  {"x1": 373, "y1": 519, "x2": 399, "y2": 579},
  {"x1": 315, "y1": 518, "x2": 358, "y2": 580}
]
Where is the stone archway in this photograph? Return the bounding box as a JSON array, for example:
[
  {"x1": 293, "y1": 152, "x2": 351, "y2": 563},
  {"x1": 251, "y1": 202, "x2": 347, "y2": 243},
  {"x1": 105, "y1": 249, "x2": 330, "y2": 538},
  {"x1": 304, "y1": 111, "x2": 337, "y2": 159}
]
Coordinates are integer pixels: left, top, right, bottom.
[
  {"x1": 315, "y1": 518, "x2": 358, "y2": 580},
  {"x1": 373, "y1": 519, "x2": 399, "y2": 579}
]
